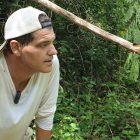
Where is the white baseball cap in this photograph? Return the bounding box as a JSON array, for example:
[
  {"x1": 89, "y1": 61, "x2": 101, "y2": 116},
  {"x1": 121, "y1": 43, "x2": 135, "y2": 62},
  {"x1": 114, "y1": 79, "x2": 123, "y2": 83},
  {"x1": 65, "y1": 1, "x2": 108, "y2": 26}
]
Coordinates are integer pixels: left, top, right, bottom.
[{"x1": 0, "y1": 7, "x2": 49, "y2": 50}]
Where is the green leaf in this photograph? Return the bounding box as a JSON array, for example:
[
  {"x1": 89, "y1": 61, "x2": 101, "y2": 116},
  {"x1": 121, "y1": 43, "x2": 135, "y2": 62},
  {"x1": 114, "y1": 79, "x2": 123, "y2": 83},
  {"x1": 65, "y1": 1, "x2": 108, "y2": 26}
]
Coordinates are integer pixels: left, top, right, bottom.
[{"x1": 70, "y1": 123, "x2": 79, "y2": 130}]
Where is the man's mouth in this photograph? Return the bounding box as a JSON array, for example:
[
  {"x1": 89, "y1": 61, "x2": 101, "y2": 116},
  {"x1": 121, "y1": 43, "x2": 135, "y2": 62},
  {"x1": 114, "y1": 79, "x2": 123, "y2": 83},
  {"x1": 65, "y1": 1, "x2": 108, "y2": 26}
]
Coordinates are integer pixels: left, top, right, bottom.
[{"x1": 44, "y1": 60, "x2": 52, "y2": 65}]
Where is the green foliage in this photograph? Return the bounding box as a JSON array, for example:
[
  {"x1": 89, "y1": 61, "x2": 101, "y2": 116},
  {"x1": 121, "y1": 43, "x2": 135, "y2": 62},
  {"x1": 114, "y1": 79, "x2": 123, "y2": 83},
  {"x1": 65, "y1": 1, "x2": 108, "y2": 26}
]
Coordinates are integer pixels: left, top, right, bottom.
[
  {"x1": 52, "y1": 83, "x2": 140, "y2": 139},
  {"x1": 123, "y1": 0, "x2": 140, "y2": 82},
  {"x1": 124, "y1": 53, "x2": 139, "y2": 81}
]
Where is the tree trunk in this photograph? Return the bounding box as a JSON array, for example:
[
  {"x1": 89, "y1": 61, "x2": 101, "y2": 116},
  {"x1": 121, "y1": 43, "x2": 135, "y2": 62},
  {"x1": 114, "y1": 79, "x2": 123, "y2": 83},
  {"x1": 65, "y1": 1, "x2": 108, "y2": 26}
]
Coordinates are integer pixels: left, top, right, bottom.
[{"x1": 35, "y1": 0, "x2": 140, "y2": 54}]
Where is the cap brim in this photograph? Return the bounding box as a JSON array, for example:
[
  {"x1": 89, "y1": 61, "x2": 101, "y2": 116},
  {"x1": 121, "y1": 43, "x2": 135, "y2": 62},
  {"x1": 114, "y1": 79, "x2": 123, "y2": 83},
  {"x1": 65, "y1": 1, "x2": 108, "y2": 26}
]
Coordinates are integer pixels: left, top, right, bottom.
[{"x1": 0, "y1": 40, "x2": 7, "y2": 51}]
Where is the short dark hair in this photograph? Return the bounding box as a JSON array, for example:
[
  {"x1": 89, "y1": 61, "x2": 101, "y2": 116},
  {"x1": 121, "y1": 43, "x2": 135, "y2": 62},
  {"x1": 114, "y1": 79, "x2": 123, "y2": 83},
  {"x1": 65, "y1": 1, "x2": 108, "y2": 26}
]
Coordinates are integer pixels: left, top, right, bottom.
[
  {"x1": 6, "y1": 14, "x2": 52, "y2": 54},
  {"x1": 6, "y1": 33, "x2": 34, "y2": 53}
]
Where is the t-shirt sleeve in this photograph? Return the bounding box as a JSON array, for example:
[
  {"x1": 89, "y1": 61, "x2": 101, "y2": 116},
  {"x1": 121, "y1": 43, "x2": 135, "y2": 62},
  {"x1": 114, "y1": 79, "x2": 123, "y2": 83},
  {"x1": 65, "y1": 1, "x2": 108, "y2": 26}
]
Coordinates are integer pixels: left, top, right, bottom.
[{"x1": 35, "y1": 55, "x2": 59, "y2": 130}]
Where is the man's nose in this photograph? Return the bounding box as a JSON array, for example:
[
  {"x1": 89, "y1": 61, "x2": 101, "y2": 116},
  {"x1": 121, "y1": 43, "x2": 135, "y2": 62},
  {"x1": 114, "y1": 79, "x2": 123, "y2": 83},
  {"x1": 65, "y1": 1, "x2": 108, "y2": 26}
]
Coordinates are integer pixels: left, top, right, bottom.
[{"x1": 47, "y1": 44, "x2": 57, "y2": 56}]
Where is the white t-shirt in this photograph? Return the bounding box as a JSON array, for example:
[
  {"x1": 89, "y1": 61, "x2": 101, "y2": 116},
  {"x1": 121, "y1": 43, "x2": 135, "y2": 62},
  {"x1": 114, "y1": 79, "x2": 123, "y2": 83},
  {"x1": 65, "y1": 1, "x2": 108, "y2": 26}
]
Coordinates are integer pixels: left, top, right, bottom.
[{"x1": 0, "y1": 50, "x2": 59, "y2": 140}]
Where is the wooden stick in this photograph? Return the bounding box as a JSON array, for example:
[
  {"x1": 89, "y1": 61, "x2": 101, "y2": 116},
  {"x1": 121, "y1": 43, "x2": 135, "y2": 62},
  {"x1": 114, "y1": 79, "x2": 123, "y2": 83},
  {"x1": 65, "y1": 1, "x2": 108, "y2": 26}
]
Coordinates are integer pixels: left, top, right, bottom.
[{"x1": 35, "y1": 0, "x2": 140, "y2": 54}]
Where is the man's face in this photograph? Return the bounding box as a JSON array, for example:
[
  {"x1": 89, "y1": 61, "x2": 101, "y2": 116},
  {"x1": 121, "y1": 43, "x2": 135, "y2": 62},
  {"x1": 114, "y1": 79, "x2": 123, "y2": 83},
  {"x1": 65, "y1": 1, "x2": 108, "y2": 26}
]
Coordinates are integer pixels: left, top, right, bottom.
[{"x1": 20, "y1": 28, "x2": 57, "y2": 73}]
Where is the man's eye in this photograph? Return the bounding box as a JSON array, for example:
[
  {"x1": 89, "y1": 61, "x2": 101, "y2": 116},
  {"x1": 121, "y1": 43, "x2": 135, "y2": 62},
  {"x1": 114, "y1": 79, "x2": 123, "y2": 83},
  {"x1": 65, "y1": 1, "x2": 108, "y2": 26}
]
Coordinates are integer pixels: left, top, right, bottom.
[{"x1": 42, "y1": 43, "x2": 47, "y2": 47}]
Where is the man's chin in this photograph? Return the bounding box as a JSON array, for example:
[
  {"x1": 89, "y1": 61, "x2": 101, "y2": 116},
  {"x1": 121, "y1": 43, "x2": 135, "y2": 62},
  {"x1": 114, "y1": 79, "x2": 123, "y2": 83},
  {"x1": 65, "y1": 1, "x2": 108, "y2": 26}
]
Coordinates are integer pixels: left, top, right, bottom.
[{"x1": 41, "y1": 68, "x2": 52, "y2": 73}]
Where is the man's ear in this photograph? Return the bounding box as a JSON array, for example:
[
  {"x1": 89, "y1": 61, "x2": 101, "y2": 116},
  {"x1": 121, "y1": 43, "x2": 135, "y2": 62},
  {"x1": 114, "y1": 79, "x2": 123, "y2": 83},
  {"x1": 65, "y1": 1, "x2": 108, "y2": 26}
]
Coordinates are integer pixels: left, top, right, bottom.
[{"x1": 10, "y1": 40, "x2": 22, "y2": 56}]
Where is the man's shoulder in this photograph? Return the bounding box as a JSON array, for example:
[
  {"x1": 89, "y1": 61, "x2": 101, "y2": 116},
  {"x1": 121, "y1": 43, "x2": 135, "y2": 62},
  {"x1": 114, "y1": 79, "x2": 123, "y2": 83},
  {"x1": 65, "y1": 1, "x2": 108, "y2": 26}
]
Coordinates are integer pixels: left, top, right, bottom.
[
  {"x1": 50, "y1": 55, "x2": 59, "y2": 71},
  {"x1": 52, "y1": 55, "x2": 59, "y2": 64}
]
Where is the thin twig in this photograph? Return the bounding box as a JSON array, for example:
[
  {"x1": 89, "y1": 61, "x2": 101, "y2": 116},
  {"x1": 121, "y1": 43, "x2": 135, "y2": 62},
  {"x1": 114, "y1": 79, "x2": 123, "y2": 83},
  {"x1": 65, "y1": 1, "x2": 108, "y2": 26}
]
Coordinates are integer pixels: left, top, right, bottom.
[{"x1": 73, "y1": 40, "x2": 86, "y2": 73}]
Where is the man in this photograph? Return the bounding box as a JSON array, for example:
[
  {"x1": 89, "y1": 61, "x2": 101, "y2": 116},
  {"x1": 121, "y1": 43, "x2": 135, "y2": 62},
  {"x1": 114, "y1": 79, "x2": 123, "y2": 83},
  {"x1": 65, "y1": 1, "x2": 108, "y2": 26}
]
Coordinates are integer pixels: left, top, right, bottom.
[{"x1": 0, "y1": 7, "x2": 59, "y2": 140}]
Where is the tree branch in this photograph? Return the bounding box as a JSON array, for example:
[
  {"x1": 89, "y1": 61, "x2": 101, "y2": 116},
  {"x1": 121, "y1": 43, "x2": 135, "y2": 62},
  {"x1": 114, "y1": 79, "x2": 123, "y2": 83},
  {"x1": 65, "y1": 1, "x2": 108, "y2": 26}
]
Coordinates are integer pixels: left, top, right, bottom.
[{"x1": 35, "y1": 0, "x2": 140, "y2": 54}]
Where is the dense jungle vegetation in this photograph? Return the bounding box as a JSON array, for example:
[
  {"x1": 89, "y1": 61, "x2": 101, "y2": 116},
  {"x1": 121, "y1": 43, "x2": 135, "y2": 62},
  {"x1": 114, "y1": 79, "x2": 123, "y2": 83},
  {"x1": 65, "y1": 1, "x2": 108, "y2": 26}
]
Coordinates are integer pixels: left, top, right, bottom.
[{"x1": 1, "y1": 0, "x2": 140, "y2": 139}]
